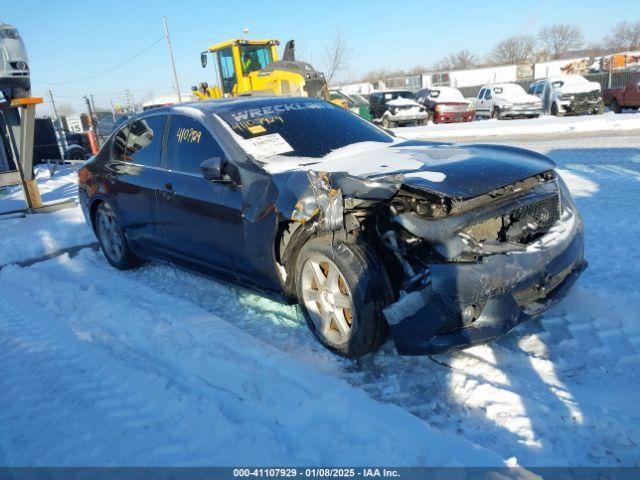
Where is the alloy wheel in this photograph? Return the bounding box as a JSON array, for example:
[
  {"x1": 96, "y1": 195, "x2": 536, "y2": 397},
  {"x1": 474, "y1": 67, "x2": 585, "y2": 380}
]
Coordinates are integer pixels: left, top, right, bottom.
[
  {"x1": 97, "y1": 208, "x2": 124, "y2": 263},
  {"x1": 301, "y1": 255, "x2": 354, "y2": 345}
]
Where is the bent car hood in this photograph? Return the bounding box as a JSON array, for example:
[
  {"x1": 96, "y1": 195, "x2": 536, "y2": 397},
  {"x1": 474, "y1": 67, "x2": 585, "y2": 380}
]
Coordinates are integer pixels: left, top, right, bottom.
[{"x1": 268, "y1": 140, "x2": 555, "y2": 199}]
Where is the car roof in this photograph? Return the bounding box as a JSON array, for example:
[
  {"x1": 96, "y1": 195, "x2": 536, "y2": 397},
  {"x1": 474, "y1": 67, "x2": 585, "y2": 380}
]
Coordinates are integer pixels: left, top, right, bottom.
[{"x1": 133, "y1": 95, "x2": 324, "y2": 119}]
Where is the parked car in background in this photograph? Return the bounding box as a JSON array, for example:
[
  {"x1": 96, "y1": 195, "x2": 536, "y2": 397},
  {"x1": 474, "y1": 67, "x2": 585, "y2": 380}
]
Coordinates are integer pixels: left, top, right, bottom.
[
  {"x1": 79, "y1": 97, "x2": 585, "y2": 358},
  {"x1": 0, "y1": 22, "x2": 30, "y2": 100},
  {"x1": 602, "y1": 70, "x2": 640, "y2": 113},
  {"x1": 529, "y1": 75, "x2": 604, "y2": 116},
  {"x1": 369, "y1": 90, "x2": 428, "y2": 127},
  {"x1": 474, "y1": 84, "x2": 542, "y2": 119},
  {"x1": 415, "y1": 87, "x2": 475, "y2": 123},
  {"x1": 329, "y1": 89, "x2": 372, "y2": 120}
]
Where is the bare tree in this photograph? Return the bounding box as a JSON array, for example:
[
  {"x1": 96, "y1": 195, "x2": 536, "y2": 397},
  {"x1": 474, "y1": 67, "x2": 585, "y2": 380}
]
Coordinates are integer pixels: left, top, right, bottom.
[
  {"x1": 56, "y1": 103, "x2": 77, "y2": 117},
  {"x1": 603, "y1": 21, "x2": 640, "y2": 51},
  {"x1": 538, "y1": 24, "x2": 584, "y2": 59},
  {"x1": 434, "y1": 50, "x2": 477, "y2": 71},
  {"x1": 360, "y1": 69, "x2": 388, "y2": 83},
  {"x1": 488, "y1": 35, "x2": 536, "y2": 65},
  {"x1": 323, "y1": 27, "x2": 354, "y2": 84}
]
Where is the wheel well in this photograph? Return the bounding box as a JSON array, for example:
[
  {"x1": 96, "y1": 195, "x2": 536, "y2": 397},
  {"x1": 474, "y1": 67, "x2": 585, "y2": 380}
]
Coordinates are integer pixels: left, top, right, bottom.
[
  {"x1": 274, "y1": 220, "x2": 314, "y2": 300},
  {"x1": 89, "y1": 199, "x2": 104, "y2": 232}
]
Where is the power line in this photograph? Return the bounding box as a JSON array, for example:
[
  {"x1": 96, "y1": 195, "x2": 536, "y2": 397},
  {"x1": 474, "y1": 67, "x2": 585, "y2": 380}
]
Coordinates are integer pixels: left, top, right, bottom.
[{"x1": 32, "y1": 36, "x2": 166, "y2": 86}]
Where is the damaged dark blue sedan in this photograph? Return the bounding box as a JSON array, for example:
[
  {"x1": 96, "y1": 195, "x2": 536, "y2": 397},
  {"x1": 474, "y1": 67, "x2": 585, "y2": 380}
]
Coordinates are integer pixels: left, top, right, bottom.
[{"x1": 78, "y1": 97, "x2": 586, "y2": 358}]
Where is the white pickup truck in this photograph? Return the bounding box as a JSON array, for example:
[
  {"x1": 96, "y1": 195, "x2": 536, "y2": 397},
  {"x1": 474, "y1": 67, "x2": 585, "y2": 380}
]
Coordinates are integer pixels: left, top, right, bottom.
[
  {"x1": 474, "y1": 83, "x2": 542, "y2": 120},
  {"x1": 529, "y1": 75, "x2": 604, "y2": 116}
]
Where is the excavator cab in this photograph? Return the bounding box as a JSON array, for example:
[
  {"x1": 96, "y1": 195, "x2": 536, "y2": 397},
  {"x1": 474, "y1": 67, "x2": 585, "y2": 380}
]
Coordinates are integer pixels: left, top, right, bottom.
[{"x1": 192, "y1": 39, "x2": 329, "y2": 101}]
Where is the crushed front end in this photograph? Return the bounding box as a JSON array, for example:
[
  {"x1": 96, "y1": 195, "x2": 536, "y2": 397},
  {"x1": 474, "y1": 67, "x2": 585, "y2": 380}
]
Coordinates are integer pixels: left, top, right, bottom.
[{"x1": 376, "y1": 172, "x2": 586, "y2": 355}]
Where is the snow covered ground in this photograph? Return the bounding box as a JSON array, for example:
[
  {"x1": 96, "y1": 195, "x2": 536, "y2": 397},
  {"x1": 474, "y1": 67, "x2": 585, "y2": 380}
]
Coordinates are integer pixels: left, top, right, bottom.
[
  {"x1": 395, "y1": 111, "x2": 640, "y2": 140},
  {"x1": 1, "y1": 134, "x2": 639, "y2": 468},
  {"x1": 0, "y1": 165, "x2": 94, "y2": 266}
]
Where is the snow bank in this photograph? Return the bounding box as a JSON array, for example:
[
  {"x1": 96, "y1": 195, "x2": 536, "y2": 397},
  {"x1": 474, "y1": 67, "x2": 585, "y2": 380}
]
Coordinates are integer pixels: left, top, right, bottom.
[
  {"x1": 0, "y1": 206, "x2": 95, "y2": 266},
  {"x1": 396, "y1": 111, "x2": 640, "y2": 139},
  {"x1": 0, "y1": 249, "x2": 506, "y2": 467},
  {"x1": 0, "y1": 164, "x2": 78, "y2": 213}
]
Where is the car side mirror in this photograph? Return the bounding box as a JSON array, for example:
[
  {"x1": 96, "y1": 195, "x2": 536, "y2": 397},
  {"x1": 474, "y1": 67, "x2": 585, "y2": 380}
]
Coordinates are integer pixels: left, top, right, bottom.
[
  {"x1": 201, "y1": 52, "x2": 208, "y2": 68},
  {"x1": 201, "y1": 157, "x2": 224, "y2": 181}
]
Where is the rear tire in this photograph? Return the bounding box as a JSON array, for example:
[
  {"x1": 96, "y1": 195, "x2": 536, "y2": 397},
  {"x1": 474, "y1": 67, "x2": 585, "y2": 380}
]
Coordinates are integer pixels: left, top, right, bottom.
[
  {"x1": 94, "y1": 203, "x2": 141, "y2": 270},
  {"x1": 295, "y1": 237, "x2": 392, "y2": 358},
  {"x1": 492, "y1": 107, "x2": 502, "y2": 120},
  {"x1": 382, "y1": 116, "x2": 394, "y2": 129}
]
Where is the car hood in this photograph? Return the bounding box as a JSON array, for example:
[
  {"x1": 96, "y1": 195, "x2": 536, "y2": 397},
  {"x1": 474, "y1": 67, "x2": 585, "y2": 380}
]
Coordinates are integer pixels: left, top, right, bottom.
[
  {"x1": 555, "y1": 81, "x2": 601, "y2": 95},
  {"x1": 496, "y1": 93, "x2": 541, "y2": 104},
  {"x1": 267, "y1": 140, "x2": 556, "y2": 199}
]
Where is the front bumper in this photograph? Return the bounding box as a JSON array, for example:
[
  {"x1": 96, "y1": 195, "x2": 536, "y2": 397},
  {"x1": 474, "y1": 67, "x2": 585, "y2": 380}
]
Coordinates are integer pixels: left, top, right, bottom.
[
  {"x1": 386, "y1": 202, "x2": 586, "y2": 355},
  {"x1": 434, "y1": 111, "x2": 475, "y2": 123},
  {"x1": 387, "y1": 112, "x2": 429, "y2": 123},
  {"x1": 561, "y1": 98, "x2": 602, "y2": 114},
  {"x1": 500, "y1": 105, "x2": 542, "y2": 117}
]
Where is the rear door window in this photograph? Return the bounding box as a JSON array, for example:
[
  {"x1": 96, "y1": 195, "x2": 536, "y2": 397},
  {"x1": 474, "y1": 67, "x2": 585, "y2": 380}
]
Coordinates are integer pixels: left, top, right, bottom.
[
  {"x1": 125, "y1": 115, "x2": 166, "y2": 167},
  {"x1": 166, "y1": 115, "x2": 225, "y2": 174}
]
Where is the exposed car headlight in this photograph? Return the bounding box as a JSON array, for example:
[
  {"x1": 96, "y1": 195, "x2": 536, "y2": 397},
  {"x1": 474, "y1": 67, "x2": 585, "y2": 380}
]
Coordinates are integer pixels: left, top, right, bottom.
[{"x1": 15, "y1": 61, "x2": 27, "y2": 70}]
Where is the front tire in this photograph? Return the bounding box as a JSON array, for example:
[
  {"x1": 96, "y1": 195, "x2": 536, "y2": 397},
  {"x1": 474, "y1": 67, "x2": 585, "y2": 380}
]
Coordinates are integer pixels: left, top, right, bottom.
[
  {"x1": 610, "y1": 99, "x2": 621, "y2": 113},
  {"x1": 382, "y1": 116, "x2": 394, "y2": 129},
  {"x1": 94, "y1": 203, "x2": 141, "y2": 270},
  {"x1": 295, "y1": 237, "x2": 392, "y2": 358}
]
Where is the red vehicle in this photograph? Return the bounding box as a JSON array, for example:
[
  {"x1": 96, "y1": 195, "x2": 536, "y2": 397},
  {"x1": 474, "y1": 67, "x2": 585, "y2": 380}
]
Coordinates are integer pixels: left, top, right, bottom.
[
  {"x1": 416, "y1": 87, "x2": 475, "y2": 123},
  {"x1": 603, "y1": 71, "x2": 640, "y2": 112}
]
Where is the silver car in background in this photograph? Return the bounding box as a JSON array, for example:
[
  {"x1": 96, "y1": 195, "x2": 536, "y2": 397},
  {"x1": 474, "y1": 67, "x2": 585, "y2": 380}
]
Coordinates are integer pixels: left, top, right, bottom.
[{"x1": 0, "y1": 22, "x2": 30, "y2": 100}]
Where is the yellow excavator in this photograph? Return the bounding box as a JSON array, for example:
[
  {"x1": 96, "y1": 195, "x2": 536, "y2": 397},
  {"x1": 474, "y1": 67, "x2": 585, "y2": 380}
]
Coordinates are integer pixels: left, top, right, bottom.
[{"x1": 192, "y1": 39, "x2": 330, "y2": 101}]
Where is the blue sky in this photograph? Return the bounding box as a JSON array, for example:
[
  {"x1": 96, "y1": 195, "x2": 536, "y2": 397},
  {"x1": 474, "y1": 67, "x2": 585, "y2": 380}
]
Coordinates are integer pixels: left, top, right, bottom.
[{"x1": 6, "y1": 0, "x2": 631, "y2": 114}]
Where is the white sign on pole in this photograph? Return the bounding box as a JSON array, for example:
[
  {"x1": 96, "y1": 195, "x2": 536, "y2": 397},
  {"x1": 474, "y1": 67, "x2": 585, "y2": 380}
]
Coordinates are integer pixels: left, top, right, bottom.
[{"x1": 66, "y1": 114, "x2": 84, "y2": 133}]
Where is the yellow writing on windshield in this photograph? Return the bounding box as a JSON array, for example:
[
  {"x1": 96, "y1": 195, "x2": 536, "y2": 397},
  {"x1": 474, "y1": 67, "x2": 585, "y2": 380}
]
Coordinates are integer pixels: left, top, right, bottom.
[{"x1": 176, "y1": 127, "x2": 202, "y2": 144}]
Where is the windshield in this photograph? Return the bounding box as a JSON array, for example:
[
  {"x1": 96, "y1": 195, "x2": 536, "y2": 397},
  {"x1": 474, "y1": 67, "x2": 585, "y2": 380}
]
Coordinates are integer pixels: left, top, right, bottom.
[
  {"x1": 240, "y1": 45, "x2": 273, "y2": 74},
  {"x1": 0, "y1": 28, "x2": 20, "y2": 39},
  {"x1": 217, "y1": 99, "x2": 393, "y2": 159}
]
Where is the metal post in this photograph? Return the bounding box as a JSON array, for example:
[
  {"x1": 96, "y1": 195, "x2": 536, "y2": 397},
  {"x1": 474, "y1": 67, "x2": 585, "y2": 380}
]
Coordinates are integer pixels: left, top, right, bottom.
[
  {"x1": 47, "y1": 90, "x2": 67, "y2": 158},
  {"x1": 162, "y1": 16, "x2": 182, "y2": 103},
  {"x1": 11, "y1": 97, "x2": 43, "y2": 208},
  {"x1": 110, "y1": 99, "x2": 116, "y2": 122}
]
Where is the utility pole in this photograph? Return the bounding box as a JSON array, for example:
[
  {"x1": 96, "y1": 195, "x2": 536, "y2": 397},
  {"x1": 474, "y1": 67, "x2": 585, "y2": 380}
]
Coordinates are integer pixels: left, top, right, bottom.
[
  {"x1": 109, "y1": 99, "x2": 117, "y2": 122},
  {"x1": 162, "y1": 16, "x2": 182, "y2": 102},
  {"x1": 47, "y1": 90, "x2": 67, "y2": 157},
  {"x1": 83, "y1": 94, "x2": 99, "y2": 152},
  {"x1": 83, "y1": 95, "x2": 95, "y2": 129},
  {"x1": 90, "y1": 94, "x2": 97, "y2": 115}
]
